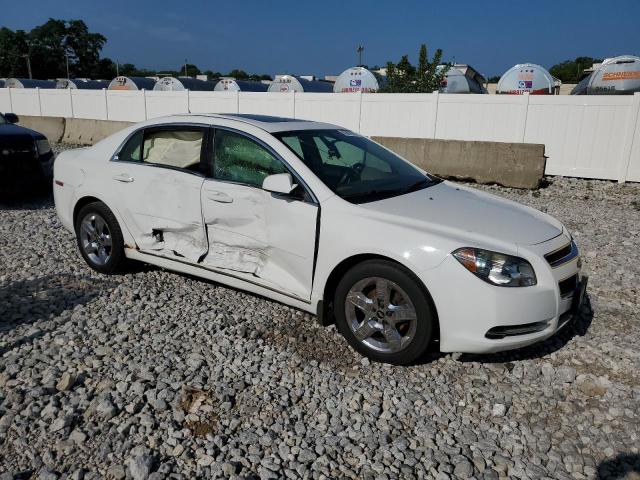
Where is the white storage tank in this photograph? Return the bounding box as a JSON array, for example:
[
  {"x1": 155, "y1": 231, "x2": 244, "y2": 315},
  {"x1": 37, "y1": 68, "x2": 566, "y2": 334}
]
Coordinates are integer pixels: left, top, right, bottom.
[
  {"x1": 571, "y1": 55, "x2": 640, "y2": 95},
  {"x1": 214, "y1": 78, "x2": 268, "y2": 92},
  {"x1": 333, "y1": 67, "x2": 383, "y2": 93},
  {"x1": 496, "y1": 64, "x2": 555, "y2": 94},
  {"x1": 153, "y1": 76, "x2": 218, "y2": 91},
  {"x1": 108, "y1": 76, "x2": 157, "y2": 91},
  {"x1": 56, "y1": 78, "x2": 109, "y2": 89},
  {"x1": 439, "y1": 64, "x2": 487, "y2": 94},
  {"x1": 268, "y1": 75, "x2": 333, "y2": 93},
  {"x1": 5, "y1": 78, "x2": 56, "y2": 89}
]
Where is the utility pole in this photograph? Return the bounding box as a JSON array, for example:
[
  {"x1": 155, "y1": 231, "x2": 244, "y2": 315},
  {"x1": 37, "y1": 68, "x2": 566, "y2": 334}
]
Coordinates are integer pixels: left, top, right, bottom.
[
  {"x1": 184, "y1": 59, "x2": 188, "y2": 77},
  {"x1": 24, "y1": 54, "x2": 32, "y2": 79},
  {"x1": 65, "y1": 53, "x2": 70, "y2": 79},
  {"x1": 356, "y1": 45, "x2": 364, "y2": 67}
]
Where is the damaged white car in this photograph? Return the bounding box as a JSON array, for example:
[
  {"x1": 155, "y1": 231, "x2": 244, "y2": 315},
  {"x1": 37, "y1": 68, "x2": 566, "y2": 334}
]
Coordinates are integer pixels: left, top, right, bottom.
[{"x1": 54, "y1": 114, "x2": 587, "y2": 365}]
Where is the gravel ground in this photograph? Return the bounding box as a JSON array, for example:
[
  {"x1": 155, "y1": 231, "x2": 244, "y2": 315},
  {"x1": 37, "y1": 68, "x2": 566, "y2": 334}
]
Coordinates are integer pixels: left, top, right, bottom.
[{"x1": 1, "y1": 145, "x2": 639, "y2": 480}]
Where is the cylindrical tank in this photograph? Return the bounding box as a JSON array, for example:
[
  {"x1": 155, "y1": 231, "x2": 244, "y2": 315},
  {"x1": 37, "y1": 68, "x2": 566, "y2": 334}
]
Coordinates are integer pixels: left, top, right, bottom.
[
  {"x1": 333, "y1": 67, "x2": 383, "y2": 93},
  {"x1": 5, "y1": 78, "x2": 56, "y2": 89},
  {"x1": 108, "y1": 76, "x2": 157, "y2": 91},
  {"x1": 153, "y1": 76, "x2": 218, "y2": 91},
  {"x1": 571, "y1": 55, "x2": 640, "y2": 95},
  {"x1": 214, "y1": 78, "x2": 269, "y2": 92},
  {"x1": 439, "y1": 65, "x2": 487, "y2": 94},
  {"x1": 56, "y1": 78, "x2": 110, "y2": 89},
  {"x1": 496, "y1": 64, "x2": 554, "y2": 94},
  {"x1": 268, "y1": 75, "x2": 334, "y2": 93}
]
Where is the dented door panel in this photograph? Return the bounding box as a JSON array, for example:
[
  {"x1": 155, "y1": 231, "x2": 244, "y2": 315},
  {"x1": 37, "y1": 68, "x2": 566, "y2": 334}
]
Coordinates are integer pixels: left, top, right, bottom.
[
  {"x1": 113, "y1": 164, "x2": 207, "y2": 262},
  {"x1": 200, "y1": 179, "x2": 318, "y2": 299}
]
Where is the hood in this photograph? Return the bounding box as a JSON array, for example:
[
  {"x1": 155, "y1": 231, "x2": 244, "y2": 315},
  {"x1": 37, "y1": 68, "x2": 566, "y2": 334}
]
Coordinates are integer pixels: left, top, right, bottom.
[
  {"x1": 0, "y1": 123, "x2": 45, "y2": 140},
  {"x1": 361, "y1": 181, "x2": 562, "y2": 246}
]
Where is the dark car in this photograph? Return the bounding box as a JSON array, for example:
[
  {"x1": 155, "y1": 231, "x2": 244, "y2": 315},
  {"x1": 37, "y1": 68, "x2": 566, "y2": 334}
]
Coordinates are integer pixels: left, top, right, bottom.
[{"x1": 0, "y1": 112, "x2": 54, "y2": 192}]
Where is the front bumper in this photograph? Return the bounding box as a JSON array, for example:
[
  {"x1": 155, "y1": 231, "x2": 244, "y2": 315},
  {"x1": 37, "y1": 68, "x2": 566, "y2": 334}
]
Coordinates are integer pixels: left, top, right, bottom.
[{"x1": 421, "y1": 232, "x2": 585, "y2": 353}]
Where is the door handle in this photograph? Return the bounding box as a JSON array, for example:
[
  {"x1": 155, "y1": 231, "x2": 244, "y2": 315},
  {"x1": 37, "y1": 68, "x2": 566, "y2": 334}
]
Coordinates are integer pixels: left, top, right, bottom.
[
  {"x1": 206, "y1": 191, "x2": 233, "y2": 203},
  {"x1": 113, "y1": 173, "x2": 134, "y2": 183}
]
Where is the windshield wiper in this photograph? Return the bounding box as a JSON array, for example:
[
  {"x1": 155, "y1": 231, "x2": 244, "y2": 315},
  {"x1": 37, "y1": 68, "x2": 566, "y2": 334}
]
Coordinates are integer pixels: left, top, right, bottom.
[{"x1": 403, "y1": 177, "x2": 440, "y2": 194}]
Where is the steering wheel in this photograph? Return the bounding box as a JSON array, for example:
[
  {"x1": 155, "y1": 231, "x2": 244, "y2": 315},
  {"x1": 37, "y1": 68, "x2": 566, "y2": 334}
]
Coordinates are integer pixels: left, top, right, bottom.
[{"x1": 339, "y1": 163, "x2": 365, "y2": 184}]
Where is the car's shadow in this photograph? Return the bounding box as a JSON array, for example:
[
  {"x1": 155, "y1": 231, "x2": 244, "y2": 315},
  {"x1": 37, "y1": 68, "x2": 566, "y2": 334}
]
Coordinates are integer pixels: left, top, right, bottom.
[
  {"x1": 455, "y1": 296, "x2": 594, "y2": 364},
  {"x1": 0, "y1": 273, "x2": 116, "y2": 356},
  {"x1": 598, "y1": 453, "x2": 640, "y2": 479}
]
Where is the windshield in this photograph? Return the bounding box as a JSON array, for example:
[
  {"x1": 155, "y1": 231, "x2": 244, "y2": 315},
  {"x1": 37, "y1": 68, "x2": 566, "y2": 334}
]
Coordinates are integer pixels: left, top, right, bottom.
[{"x1": 275, "y1": 129, "x2": 441, "y2": 203}]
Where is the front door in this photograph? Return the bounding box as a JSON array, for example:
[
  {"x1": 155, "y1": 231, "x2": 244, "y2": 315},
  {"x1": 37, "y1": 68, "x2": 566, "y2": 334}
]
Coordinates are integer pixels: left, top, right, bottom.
[
  {"x1": 110, "y1": 125, "x2": 208, "y2": 262},
  {"x1": 200, "y1": 128, "x2": 318, "y2": 300}
]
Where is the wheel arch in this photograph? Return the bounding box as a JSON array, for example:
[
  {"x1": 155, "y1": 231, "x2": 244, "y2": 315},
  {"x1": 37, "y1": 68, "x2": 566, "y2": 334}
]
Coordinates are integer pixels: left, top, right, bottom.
[
  {"x1": 319, "y1": 253, "x2": 440, "y2": 343},
  {"x1": 73, "y1": 196, "x2": 103, "y2": 226},
  {"x1": 72, "y1": 195, "x2": 135, "y2": 248}
]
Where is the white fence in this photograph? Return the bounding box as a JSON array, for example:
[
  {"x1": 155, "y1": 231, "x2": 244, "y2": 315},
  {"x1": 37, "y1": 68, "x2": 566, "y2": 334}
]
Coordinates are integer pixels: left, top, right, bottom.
[{"x1": 1, "y1": 88, "x2": 639, "y2": 182}]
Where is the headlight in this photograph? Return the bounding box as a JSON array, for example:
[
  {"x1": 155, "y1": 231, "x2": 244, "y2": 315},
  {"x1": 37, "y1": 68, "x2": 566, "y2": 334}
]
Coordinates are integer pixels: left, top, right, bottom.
[
  {"x1": 36, "y1": 139, "x2": 51, "y2": 156},
  {"x1": 452, "y1": 248, "x2": 537, "y2": 287}
]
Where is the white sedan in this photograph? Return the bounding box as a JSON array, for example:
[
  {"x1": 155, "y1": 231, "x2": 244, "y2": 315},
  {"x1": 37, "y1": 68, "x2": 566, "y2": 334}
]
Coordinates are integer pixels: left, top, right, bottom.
[{"x1": 54, "y1": 114, "x2": 587, "y2": 365}]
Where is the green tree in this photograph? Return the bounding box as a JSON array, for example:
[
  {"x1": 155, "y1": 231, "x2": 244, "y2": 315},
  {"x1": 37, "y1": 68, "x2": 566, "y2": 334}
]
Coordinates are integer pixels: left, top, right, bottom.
[
  {"x1": 380, "y1": 44, "x2": 447, "y2": 93},
  {"x1": 0, "y1": 27, "x2": 29, "y2": 77},
  {"x1": 227, "y1": 69, "x2": 249, "y2": 79},
  {"x1": 0, "y1": 19, "x2": 106, "y2": 79},
  {"x1": 178, "y1": 63, "x2": 201, "y2": 76},
  {"x1": 550, "y1": 57, "x2": 601, "y2": 83}
]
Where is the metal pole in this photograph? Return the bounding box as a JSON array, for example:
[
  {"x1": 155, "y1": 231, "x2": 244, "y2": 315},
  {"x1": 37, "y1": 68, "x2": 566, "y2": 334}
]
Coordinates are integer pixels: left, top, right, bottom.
[
  {"x1": 66, "y1": 53, "x2": 70, "y2": 79},
  {"x1": 184, "y1": 59, "x2": 188, "y2": 77},
  {"x1": 24, "y1": 55, "x2": 32, "y2": 79},
  {"x1": 116, "y1": 60, "x2": 119, "y2": 77}
]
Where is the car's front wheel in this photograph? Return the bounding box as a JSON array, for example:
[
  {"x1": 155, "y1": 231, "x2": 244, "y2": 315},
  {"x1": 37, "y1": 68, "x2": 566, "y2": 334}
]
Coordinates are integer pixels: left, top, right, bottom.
[
  {"x1": 334, "y1": 260, "x2": 436, "y2": 365},
  {"x1": 75, "y1": 201, "x2": 126, "y2": 274}
]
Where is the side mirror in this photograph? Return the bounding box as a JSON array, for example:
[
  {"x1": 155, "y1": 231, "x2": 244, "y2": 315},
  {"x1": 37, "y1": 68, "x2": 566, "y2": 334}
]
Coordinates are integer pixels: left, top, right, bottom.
[
  {"x1": 262, "y1": 173, "x2": 297, "y2": 195},
  {"x1": 3, "y1": 113, "x2": 18, "y2": 124}
]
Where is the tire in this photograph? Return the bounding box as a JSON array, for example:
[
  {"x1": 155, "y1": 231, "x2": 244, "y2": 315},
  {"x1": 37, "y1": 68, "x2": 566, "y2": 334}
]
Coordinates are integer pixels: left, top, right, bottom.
[
  {"x1": 334, "y1": 260, "x2": 435, "y2": 365},
  {"x1": 74, "y1": 201, "x2": 126, "y2": 274}
]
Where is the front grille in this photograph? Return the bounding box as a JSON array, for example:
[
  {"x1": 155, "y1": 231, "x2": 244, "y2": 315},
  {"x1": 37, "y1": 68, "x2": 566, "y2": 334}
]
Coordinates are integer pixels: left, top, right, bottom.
[
  {"x1": 559, "y1": 274, "x2": 578, "y2": 297},
  {"x1": 545, "y1": 243, "x2": 573, "y2": 267}
]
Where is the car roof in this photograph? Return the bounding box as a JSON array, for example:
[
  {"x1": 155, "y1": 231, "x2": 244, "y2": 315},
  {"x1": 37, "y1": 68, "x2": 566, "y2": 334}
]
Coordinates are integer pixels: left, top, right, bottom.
[{"x1": 146, "y1": 113, "x2": 341, "y2": 134}]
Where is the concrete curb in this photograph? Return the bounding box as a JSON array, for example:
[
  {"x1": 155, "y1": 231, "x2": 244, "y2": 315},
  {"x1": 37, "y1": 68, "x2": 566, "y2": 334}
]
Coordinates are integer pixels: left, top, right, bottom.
[{"x1": 373, "y1": 137, "x2": 546, "y2": 189}]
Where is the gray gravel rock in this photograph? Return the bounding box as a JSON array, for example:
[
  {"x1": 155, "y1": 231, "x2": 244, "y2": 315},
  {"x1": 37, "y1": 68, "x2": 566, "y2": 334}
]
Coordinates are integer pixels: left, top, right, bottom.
[{"x1": 0, "y1": 146, "x2": 639, "y2": 478}]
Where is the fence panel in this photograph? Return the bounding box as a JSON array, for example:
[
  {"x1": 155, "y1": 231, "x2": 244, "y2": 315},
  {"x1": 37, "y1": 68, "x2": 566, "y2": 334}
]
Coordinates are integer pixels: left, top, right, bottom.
[
  {"x1": 189, "y1": 91, "x2": 238, "y2": 114},
  {"x1": 145, "y1": 90, "x2": 188, "y2": 119},
  {"x1": 106, "y1": 90, "x2": 146, "y2": 122},
  {"x1": 360, "y1": 93, "x2": 438, "y2": 138},
  {"x1": 294, "y1": 93, "x2": 361, "y2": 131},
  {"x1": 40, "y1": 89, "x2": 73, "y2": 117},
  {"x1": 525, "y1": 95, "x2": 634, "y2": 179},
  {"x1": 0, "y1": 89, "x2": 11, "y2": 112},
  {"x1": 623, "y1": 94, "x2": 640, "y2": 182},
  {"x1": 435, "y1": 94, "x2": 527, "y2": 142},
  {"x1": 9, "y1": 88, "x2": 41, "y2": 116},
  {"x1": 72, "y1": 89, "x2": 108, "y2": 120},
  {"x1": 238, "y1": 92, "x2": 294, "y2": 117}
]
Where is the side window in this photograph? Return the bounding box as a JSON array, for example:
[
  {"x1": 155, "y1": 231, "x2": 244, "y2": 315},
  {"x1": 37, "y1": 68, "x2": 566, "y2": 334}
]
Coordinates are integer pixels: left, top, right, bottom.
[
  {"x1": 213, "y1": 130, "x2": 288, "y2": 187},
  {"x1": 117, "y1": 131, "x2": 143, "y2": 162},
  {"x1": 142, "y1": 129, "x2": 204, "y2": 171}
]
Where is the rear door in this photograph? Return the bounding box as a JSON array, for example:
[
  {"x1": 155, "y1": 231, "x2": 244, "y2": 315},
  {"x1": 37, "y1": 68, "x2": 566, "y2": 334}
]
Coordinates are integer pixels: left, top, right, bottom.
[
  {"x1": 110, "y1": 125, "x2": 208, "y2": 262},
  {"x1": 200, "y1": 127, "x2": 319, "y2": 301}
]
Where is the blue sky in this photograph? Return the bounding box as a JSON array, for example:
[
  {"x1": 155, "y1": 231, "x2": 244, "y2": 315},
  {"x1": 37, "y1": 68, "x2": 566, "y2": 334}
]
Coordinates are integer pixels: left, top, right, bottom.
[{"x1": 2, "y1": 0, "x2": 638, "y2": 78}]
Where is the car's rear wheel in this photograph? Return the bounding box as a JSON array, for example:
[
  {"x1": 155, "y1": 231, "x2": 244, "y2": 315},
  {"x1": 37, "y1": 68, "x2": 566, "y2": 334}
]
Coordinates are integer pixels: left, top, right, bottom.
[
  {"x1": 75, "y1": 201, "x2": 126, "y2": 274},
  {"x1": 334, "y1": 260, "x2": 435, "y2": 365}
]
